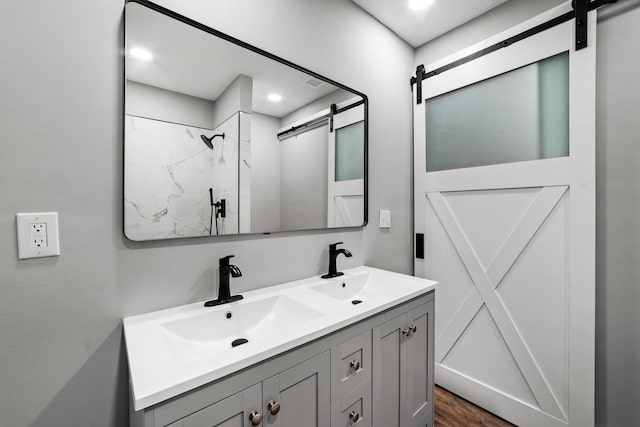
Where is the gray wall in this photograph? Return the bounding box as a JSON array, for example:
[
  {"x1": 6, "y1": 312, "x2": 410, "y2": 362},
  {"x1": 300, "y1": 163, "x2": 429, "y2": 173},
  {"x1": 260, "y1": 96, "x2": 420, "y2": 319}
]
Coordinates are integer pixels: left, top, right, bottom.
[
  {"x1": 212, "y1": 74, "x2": 253, "y2": 129},
  {"x1": 595, "y1": 4, "x2": 640, "y2": 426},
  {"x1": 250, "y1": 113, "x2": 281, "y2": 233},
  {"x1": 280, "y1": 124, "x2": 328, "y2": 230},
  {"x1": 414, "y1": 0, "x2": 566, "y2": 66},
  {"x1": 414, "y1": 0, "x2": 640, "y2": 425},
  {"x1": 0, "y1": 0, "x2": 413, "y2": 426},
  {"x1": 125, "y1": 80, "x2": 215, "y2": 129},
  {"x1": 280, "y1": 88, "x2": 354, "y2": 126}
]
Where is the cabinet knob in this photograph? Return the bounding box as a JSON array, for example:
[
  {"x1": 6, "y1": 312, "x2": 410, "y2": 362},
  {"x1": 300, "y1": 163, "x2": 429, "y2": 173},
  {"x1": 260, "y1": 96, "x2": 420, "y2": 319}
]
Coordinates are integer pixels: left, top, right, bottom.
[
  {"x1": 410, "y1": 324, "x2": 417, "y2": 333},
  {"x1": 268, "y1": 400, "x2": 281, "y2": 415},
  {"x1": 249, "y1": 410, "x2": 262, "y2": 426},
  {"x1": 350, "y1": 359, "x2": 361, "y2": 371},
  {"x1": 350, "y1": 411, "x2": 361, "y2": 423},
  {"x1": 402, "y1": 328, "x2": 410, "y2": 336}
]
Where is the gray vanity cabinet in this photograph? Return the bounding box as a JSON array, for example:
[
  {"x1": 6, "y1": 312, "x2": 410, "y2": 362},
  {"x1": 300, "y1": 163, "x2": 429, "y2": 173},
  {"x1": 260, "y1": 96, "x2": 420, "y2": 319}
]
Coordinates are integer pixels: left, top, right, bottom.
[
  {"x1": 262, "y1": 351, "x2": 330, "y2": 427},
  {"x1": 372, "y1": 301, "x2": 434, "y2": 427},
  {"x1": 131, "y1": 292, "x2": 434, "y2": 427}
]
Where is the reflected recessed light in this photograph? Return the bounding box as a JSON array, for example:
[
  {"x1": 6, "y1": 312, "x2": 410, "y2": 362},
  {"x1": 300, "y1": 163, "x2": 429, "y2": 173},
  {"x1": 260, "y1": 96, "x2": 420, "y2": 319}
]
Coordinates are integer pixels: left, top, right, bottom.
[
  {"x1": 268, "y1": 93, "x2": 282, "y2": 102},
  {"x1": 130, "y1": 47, "x2": 153, "y2": 61},
  {"x1": 408, "y1": 0, "x2": 434, "y2": 11}
]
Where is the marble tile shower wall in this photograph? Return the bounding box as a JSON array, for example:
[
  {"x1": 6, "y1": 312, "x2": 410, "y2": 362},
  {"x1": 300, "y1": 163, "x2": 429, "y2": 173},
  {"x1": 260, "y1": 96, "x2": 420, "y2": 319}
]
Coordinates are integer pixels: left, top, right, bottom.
[
  {"x1": 124, "y1": 113, "x2": 241, "y2": 240},
  {"x1": 239, "y1": 111, "x2": 251, "y2": 233},
  {"x1": 210, "y1": 114, "x2": 240, "y2": 235}
]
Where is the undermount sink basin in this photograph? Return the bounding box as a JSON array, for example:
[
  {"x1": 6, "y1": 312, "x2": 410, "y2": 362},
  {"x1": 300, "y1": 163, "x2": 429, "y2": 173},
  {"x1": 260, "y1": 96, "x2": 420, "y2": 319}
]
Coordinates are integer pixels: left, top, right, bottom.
[
  {"x1": 310, "y1": 271, "x2": 411, "y2": 302},
  {"x1": 162, "y1": 295, "x2": 322, "y2": 346},
  {"x1": 310, "y1": 272, "x2": 371, "y2": 301}
]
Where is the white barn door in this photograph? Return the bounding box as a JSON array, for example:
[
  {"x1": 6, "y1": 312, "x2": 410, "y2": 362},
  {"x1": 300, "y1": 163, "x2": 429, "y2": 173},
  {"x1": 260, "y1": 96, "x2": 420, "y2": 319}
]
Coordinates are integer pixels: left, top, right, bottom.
[
  {"x1": 328, "y1": 102, "x2": 365, "y2": 227},
  {"x1": 413, "y1": 5, "x2": 596, "y2": 427}
]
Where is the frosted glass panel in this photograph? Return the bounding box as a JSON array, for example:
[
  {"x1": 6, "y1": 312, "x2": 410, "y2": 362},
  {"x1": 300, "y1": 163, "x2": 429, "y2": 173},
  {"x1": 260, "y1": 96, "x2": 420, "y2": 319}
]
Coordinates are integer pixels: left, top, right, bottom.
[
  {"x1": 335, "y1": 121, "x2": 364, "y2": 181},
  {"x1": 425, "y1": 52, "x2": 569, "y2": 172}
]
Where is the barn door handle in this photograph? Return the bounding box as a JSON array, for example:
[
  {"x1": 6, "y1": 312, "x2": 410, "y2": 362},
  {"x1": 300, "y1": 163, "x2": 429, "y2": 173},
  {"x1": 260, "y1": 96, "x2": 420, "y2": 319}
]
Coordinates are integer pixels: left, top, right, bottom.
[{"x1": 416, "y1": 233, "x2": 424, "y2": 259}]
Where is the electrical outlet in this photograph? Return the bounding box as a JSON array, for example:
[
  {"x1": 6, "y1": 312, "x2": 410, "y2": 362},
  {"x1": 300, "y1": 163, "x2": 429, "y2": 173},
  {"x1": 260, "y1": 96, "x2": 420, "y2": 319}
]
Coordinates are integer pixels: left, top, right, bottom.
[
  {"x1": 16, "y1": 212, "x2": 60, "y2": 260},
  {"x1": 29, "y1": 223, "x2": 48, "y2": 248},
  {"x1": 379, "y1": 210, "x2": 391, "y2": 229}
]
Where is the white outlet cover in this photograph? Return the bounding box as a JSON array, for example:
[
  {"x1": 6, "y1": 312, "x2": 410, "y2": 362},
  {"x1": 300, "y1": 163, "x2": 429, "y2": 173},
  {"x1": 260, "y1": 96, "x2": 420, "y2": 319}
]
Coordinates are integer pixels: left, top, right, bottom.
[{"x1": 16, "y1": 212, "x2": 60, "y2": 260}]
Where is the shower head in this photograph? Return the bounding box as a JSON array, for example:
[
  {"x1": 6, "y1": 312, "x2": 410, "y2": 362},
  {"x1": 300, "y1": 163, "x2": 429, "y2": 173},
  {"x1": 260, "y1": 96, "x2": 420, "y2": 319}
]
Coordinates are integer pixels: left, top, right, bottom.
[
  {"x1": 200, "y1": 135, "x2": 214, "y2": 150},
  {"x1": 200, "y1": 133, "x2": 225, "y2": 150}
]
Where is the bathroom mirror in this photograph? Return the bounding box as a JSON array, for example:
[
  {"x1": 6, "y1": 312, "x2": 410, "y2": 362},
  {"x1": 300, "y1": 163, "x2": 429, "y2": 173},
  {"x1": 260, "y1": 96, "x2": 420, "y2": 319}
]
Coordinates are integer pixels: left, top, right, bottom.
[{"x1": 124, "y1": 0, "x2": 368, "y2": 241}]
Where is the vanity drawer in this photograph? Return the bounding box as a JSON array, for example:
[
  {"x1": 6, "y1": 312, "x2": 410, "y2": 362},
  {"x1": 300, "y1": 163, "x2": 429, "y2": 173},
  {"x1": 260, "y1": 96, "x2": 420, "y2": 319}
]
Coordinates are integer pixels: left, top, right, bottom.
[
  {"x1": 331, "y1": 330, "x2": 371, "y2": 396},
  {"x1": 332, "y1": 383, "x2": 372, "y2": 427}
]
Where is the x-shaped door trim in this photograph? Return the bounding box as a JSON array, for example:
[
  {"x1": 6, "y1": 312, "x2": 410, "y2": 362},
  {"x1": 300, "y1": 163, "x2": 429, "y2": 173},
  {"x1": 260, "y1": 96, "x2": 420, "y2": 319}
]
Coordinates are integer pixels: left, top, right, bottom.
[{"x1": 429, "y1": 185, "x2": 568, "y2": 421}]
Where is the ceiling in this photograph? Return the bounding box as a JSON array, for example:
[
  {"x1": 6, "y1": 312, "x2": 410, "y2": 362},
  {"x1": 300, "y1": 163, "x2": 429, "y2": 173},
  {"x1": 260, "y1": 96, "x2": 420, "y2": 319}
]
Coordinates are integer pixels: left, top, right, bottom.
[
  {"x1": 351, "y1": 0, "x2": 511, "y2": 48},
  {"x1": 126, "y1": 3, "x2": 349, "y2": 119},
  {"x1": 126, "y1": 1, "x2": 511, "y2": 117}
]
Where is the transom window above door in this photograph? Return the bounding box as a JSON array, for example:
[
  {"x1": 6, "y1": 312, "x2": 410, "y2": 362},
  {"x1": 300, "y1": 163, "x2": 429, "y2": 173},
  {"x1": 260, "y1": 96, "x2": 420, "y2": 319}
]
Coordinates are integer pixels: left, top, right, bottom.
[{"x1": 425, "y1": 52, "x2": 569, "y2": 172}]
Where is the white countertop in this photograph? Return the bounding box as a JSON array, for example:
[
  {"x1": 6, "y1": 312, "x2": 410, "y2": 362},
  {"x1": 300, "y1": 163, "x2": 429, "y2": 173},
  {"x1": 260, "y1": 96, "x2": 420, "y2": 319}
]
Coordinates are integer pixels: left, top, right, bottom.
[{"x1": 124, "y1": 266, "x2": 437, "y2": 410}]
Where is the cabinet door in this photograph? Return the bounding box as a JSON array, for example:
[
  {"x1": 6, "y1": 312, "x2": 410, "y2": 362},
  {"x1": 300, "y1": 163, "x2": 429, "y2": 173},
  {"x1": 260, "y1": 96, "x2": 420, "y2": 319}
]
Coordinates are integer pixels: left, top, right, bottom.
[
  {"x1": 372, "y1": 313, "x2": 408, "y2": 427},
  {"x1": 178, "y1": 383, "x2": 262, "y2": 427},
  {"x1": 406, "y1": 302, "x2": 434, "y2": 427},
  {"x1": 262, "y1": 351, "x2": 330, "y2": 427}
]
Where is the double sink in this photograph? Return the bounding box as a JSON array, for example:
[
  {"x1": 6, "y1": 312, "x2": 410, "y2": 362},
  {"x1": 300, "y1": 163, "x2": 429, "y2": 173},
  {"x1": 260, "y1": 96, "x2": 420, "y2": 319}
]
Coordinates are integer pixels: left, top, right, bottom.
[
  {"x1": 163, "y1": 269, "x2": 389, "y2": 346},
  {"x1": 124, "y1": 266, "x2": 436, "y2": 410}
]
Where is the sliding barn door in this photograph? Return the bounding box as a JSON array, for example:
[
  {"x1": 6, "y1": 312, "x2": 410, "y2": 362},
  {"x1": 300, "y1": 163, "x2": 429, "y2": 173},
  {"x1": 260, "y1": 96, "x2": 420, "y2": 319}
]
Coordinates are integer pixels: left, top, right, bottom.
[
  {"x1": 327, "y1": 103, "x2": 365, "y2": 227},
  {"x1": 413, "y1": 5, "x2": 596, "y2": 427}
]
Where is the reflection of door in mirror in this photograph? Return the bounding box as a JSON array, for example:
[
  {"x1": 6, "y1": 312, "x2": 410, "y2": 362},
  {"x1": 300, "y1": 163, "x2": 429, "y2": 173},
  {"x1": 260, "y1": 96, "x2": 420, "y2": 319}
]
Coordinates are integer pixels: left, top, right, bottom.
[
  {"x1": 328, "y1": 101, "x2": 365, "y2": 227},
  {"x1": 274, "y1": 94, "x2": 365, "y2": 231}
]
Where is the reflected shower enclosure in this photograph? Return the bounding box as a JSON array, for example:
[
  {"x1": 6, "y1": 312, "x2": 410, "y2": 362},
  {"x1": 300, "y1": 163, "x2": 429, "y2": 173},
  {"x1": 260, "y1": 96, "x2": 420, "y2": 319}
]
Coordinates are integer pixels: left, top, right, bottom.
[{"x1": 124, "y1": 112, "x2": 249, "y2": 240}]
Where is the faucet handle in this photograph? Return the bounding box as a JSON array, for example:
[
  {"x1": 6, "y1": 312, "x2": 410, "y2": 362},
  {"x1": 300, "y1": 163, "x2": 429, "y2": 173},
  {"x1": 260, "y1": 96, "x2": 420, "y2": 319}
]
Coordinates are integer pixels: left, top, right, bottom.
[
  {"x1": 220, "y1": 255, "x2": 235, "y2": 266},
  {"x1": 329, "y1": 242, "x2": 344, "y2": 250}
]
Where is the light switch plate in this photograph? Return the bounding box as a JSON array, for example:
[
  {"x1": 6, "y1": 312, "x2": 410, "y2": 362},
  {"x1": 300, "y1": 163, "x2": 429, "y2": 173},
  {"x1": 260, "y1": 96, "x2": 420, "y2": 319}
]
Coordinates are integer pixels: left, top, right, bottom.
[
  {"x1": 16, "y1": 212, "x2": 60, "y2": 260},
  {"x1": 379, "y1": 209, "x2": 391, "y2": 229}
]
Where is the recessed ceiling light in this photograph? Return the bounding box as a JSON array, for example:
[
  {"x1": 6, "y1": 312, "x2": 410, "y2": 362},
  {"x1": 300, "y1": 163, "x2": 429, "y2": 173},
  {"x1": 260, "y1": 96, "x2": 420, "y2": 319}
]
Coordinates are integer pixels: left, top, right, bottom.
[
  {"x1": 268, "y1": 93, "x2": 282, "y2": 102},
  {"x1": 130, "y1": 47, "x2": 153, "y2": 61},
  {"x1": 408, "y1": 0, "x2": 434, "y2": 12}
]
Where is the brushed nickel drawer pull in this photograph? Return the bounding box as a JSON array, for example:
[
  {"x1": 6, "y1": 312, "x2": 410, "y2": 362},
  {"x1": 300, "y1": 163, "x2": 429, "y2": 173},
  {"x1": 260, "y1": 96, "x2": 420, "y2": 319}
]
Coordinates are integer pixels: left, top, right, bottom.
[
  {"x1": 249, "y1": 410, "x2": 262, "y2": 426},
  {"x1": 268, "y1": 400, "x2": 281, "y2": 415}
]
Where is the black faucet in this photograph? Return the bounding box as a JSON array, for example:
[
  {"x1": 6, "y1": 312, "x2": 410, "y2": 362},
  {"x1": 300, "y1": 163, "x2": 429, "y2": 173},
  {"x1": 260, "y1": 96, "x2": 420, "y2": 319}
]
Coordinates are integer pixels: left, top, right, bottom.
[
  {"x1": 204, "y1": 255, "x2": 243, "y2": 306},
  {"x1": 321, "y1": 242, "x2": 352, "y2": 279}
]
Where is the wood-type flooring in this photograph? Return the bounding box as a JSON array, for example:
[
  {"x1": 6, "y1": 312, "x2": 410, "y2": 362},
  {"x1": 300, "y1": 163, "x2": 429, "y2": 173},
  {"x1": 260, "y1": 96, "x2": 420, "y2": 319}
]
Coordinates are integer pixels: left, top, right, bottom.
[{"x1": 434, "y1": 386, "x2": 515, "y2": 427}]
